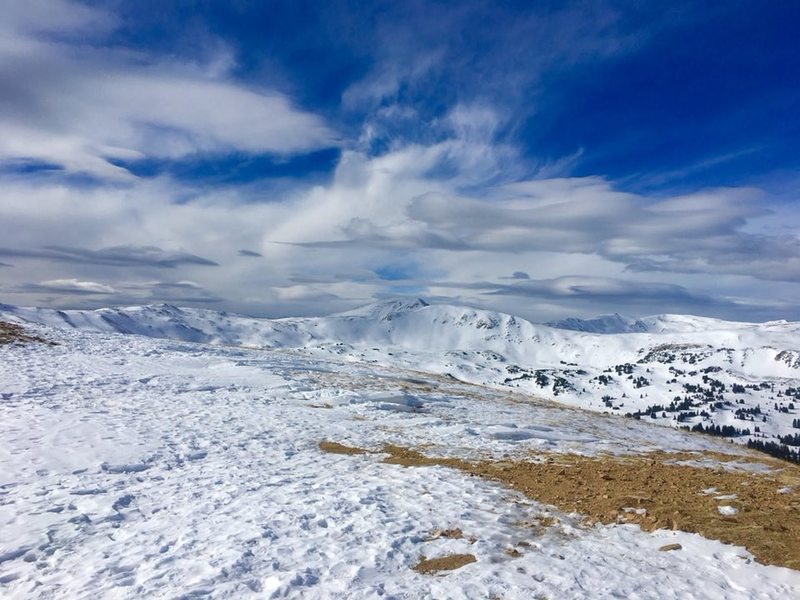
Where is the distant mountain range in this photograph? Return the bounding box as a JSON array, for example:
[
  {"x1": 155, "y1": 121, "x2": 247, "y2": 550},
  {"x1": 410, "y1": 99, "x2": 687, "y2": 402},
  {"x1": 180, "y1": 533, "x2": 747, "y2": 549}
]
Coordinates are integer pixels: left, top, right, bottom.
[{"x1": 3, "y1": 298, "x2": 799, "y2": 461}]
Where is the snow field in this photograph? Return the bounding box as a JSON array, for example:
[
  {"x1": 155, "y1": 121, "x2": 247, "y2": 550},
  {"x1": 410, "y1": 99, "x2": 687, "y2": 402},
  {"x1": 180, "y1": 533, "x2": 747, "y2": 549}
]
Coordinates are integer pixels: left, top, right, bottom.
[{"x1": 1, "y1": 327, "x2": 799, "y2": 598}]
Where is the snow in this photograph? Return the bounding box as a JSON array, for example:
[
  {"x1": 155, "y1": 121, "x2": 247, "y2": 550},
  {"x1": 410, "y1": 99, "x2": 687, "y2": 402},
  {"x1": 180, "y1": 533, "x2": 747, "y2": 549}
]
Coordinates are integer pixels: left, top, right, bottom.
[
  {"x1": 548, "y1": 312, "x2": 765, "y2": 335},
  {"x1": 4, "y1": 298, "x2": 799, "y2": 454},
  {"x1": 548, "y1": 313, "x2": 651, "y2": 334},
  {"x1": 1, "y1": 317, "x2": 800, "y2": 598}
]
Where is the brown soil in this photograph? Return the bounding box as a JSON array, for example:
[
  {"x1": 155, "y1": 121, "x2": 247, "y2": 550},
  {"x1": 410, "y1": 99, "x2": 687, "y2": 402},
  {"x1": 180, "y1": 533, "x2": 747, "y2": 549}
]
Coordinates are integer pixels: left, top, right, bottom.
[
  {"x1": 426, "y1": 528, "x2": 463, "y2": 540},
  {"x1": 461, "y1": 452, "x2": 800, "y2": 570},
  {"x1": 318, "y1": 441, "x2": 370, "y2": 455},
  {"x1": 322, "y1": 441, "x2": 800, "y2": 570},
  {"x1": 382, "y1": 444, "x2": 470, "y2": 469},
  {"x1": 413, "y1": 553, "x2": 477, "y2": 574},
  {"x1": 0, "y1": 321, "x2": 53, "y2": 345}
]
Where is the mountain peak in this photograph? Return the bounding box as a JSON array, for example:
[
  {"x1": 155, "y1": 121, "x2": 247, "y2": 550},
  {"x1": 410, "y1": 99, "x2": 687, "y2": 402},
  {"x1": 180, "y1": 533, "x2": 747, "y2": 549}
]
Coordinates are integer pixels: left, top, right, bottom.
[{"x1": 334, "y1": 297, "x2": 430, "y2": 319}]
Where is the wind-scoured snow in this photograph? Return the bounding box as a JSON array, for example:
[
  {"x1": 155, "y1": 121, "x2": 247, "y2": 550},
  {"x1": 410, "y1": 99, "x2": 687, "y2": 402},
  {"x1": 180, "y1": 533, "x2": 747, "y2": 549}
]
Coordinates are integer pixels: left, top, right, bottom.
[{"x1": 2, "y1": 322, "x2": 799, "y2": 598}]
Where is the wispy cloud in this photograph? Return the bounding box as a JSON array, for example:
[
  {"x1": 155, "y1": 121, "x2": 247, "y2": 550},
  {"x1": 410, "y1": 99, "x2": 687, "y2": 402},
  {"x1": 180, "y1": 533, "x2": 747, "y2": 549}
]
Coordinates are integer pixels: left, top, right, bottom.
[
  {"x1": 268, "y1": 169, "x2": 796, "y2": 284},
  {"x1": 3, "y1": 277, "x2": 224, "y2": 306},
  {"x1": 238, "y1": 249, "x2": 263, "y2": 257},
  {"x1": 0, "y1": 245, "x2": 218, "y2": 268},
  {"x1": 0, "y1": 0, "x2": 337, "y2": 180},
  {"x1": 144, "y1": 281, "x2": 225, "y2": 304},
  {"x1": 14, "y1": 278, "x2": 117, "y2": 295},
  {"x1": 1, "y1": 133, "x2": 796, "y2": 320},
  {"x1": 483, "y1": 275, "x2": 725, "y2": 307}
]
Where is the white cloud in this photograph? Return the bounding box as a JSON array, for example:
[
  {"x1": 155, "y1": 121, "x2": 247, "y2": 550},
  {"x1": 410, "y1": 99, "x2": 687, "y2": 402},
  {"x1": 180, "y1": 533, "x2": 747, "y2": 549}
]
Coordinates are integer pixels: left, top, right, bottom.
[
  {"x1": 0, "y1": 245, "x2": 218, "y2": 268},
  {"x1": 21, "y1": 279, "x2": 117, "y2": 295},
  {"x1": 42, "y1": 279, "x2": 115, "y2": 293},
  {"x1": 2, "y1": 133, "x2": 796, "y2": 321},
  {"x1": 0, "y1": 0, "x2": 337, "y2": 180}
]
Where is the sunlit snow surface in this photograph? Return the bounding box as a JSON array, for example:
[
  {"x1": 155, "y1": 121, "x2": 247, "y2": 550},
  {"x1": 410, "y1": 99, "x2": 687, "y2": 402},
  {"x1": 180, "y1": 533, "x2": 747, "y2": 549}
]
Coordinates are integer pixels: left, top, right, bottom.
[{"x1": 2, "y1": 326, "x2": 799, "y2": 599}]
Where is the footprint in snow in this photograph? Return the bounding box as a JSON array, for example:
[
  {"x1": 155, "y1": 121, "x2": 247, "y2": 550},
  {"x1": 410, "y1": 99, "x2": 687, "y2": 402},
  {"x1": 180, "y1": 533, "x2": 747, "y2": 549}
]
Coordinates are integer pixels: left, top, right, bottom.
[
  {"x1": 112, "y1": 494, "x2": 135, "y2": 511},
  {"x1": 70, "y1": 488, "x2": 107, "y2": 496},
  {"x1": 101, "y1": 462, "x2": 150, "y2": 474}
]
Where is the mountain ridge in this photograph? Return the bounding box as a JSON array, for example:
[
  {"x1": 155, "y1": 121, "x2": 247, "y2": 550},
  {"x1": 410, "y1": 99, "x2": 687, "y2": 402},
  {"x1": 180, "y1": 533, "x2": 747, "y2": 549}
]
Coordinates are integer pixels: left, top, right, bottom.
[{"x1": 3, "y1": 297, "x2": 800, "y2": 462}]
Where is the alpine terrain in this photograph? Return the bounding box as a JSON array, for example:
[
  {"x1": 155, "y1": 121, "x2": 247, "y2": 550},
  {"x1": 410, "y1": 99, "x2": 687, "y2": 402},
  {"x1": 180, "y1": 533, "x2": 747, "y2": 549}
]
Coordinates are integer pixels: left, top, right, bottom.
[{"x1": 1, "y1": 299, "x2": 799, "y2": 598}]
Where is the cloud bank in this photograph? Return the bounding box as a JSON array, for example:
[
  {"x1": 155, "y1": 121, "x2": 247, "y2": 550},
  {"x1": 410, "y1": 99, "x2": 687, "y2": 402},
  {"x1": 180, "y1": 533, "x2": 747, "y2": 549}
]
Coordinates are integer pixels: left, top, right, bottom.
[{"x1": 0, "y1": 0, "x2": 797, "y2": 323}]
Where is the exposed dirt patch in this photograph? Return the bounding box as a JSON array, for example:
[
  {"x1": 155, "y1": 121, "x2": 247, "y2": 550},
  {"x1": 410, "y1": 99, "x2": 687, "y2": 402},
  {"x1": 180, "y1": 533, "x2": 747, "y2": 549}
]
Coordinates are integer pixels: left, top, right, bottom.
[
  {"x1": 413, "y1": 553, "x2": 476, "y2": 574},
  {"x1": 426, "y1": 528, "x2": 463, "y2": 540},
  {"x1": 641, "y1": 449, "x2": 782, "y2": 468},
  {"x1": 515, "y1": 514, "x2": 561, "y2": 537},
  {"x1": 327, "y1": 441, "x2": 800, "y2": 570},
  {"x1": 475, "y1": 452, "x2": 800, "y2": 569},
  {"x1": 0, "y1": 321, "x2": 53, "y2": 345},
  {"x1": 318, "y1": 441, "x2": 371, "y2": 455},
  {"x1": 382, "y1": 444, "x2": 470, "y2": 469}
]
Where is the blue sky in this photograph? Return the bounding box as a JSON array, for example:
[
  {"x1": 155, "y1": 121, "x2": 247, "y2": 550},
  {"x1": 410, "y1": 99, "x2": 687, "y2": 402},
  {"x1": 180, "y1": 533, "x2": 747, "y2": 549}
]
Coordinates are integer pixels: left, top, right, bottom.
[{"x1": 0, "y1": 0, "x2": 798, "y2": 321}]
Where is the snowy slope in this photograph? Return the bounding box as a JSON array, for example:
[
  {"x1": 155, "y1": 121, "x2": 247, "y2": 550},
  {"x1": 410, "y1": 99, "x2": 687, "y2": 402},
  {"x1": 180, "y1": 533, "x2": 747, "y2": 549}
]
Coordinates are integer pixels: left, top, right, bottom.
[
  {"x1": 2, "y1": 299, "x2": 800, "y2": 460},
  {"x1": 4, "y1": 299, "x2": 798, "y2": 369},
  {"x1": 549, "y1": 312, "x2": 766, "y2": 334},
  {"x1": 547, "y1": 313, "x2": 651, "y2": 333},
  {"x1": 2, "y1": 323, "x2": 800, "y2": 598}
]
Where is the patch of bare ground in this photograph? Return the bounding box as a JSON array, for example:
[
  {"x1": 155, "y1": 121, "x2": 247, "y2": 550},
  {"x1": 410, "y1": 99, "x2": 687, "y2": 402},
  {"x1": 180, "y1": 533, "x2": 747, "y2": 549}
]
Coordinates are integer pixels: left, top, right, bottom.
[
  {"x1": 0, "y1": 320, "x2": 53, "y2": 345},
  {"x1": 318, "y1": 441, "x2": 370, "y2": 455},
  {"x1": 322, "y1": 440, "x2": 800, "y2": 570},
  {"x1": 475, "y1": 452, "x2": 800, "y2": 570},
  {"x1": 426, "y1": 528, "x2": 464, "y2": 540},
  {"x1": 413, "y1": 553, "x2": 477, "y2": 574}
]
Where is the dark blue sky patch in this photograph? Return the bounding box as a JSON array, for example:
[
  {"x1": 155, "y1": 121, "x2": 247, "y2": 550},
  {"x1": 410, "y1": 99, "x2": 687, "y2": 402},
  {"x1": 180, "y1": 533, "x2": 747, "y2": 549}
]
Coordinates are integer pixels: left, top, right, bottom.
[
  {"x1": 75, "y1": 1, "x2": 800, "y2": 193},
  {"x1": 108, "y1": 148, "x2": 341, "y2": 185},
  {"x1": 375, "y1": 263, "x2": 416, "y2": 282},
  {"x1": 0, "y1": 159, "x2": 64, "y2": 175},
  {"x1": 521, "y1": 1, "x2": 800, "y2": 192}
]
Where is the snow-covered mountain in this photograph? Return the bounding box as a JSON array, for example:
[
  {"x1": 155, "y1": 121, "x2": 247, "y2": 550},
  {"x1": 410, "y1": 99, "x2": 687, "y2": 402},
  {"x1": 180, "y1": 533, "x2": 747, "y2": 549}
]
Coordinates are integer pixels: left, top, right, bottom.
[
  {"x1": 5, "y1": 303, "x2": 800, "y2": 598},
  {"x1": 547, "y1": 313, "x2": 651, "y2": 333},
  {"x1": 547, "y1": 312, "x2": 768, "y2": 334},
  {"x1": 3, "y1": 299, "x2": 800, "y2": 461}
]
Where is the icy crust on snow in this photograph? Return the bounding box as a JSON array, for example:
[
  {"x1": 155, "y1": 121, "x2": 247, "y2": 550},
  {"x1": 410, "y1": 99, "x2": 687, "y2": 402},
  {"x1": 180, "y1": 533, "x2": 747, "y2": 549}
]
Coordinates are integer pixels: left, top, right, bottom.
[{"x1": 2, "y1": 326, "x2": 800, "y2": 598}]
